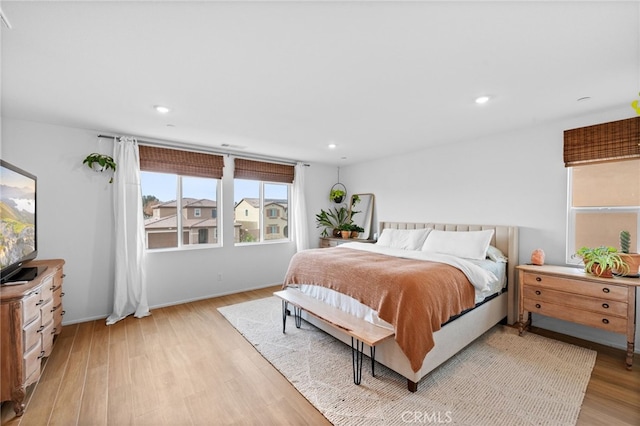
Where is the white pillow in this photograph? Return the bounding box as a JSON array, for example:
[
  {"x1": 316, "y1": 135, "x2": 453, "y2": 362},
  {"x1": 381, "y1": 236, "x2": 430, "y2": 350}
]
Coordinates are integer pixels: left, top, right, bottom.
[
  {"x1": 376, "y1": 228, "x2": 432, "y2": 250},
  {"x1": 486, "y1": 245, "x2": 508, "y2": 263},
  {"x1": 421, "y1": 229, "x2": 495, "y2": 260}
]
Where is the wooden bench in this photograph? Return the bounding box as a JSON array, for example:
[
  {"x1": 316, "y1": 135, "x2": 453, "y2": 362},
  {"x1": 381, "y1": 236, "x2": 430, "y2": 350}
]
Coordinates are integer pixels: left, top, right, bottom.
[{"x1": 273, "y1": 288, "x2": 395, "y2": 385}]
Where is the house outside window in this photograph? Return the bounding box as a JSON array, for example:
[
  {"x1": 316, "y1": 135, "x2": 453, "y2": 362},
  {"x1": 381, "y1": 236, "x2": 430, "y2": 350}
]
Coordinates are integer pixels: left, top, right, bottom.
[
  {"x1": 139, "y1": 145, "x2": 224, "y2": 250},
  {"x1": 233, "y1": 158, "x2": 293, "y2": 244}
]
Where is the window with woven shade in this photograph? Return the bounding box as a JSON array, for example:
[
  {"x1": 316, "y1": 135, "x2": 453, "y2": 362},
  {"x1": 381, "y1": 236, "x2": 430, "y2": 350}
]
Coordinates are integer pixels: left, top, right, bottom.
[
  {"x1": 138, "y1": 146, "x2": 224, "y2": 249},
  {"x1": 565, "y1": 117, "x2": 640, "y2": 268},
  {"x1": 234, "y1": 158, "x2": 292, "y2": 244}
]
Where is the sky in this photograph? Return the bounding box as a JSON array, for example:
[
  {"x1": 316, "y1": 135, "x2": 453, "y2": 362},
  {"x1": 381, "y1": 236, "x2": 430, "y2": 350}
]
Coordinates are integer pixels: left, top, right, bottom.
[{"x1": 140, "y1": 172, "x2": 287, "y2": 203}]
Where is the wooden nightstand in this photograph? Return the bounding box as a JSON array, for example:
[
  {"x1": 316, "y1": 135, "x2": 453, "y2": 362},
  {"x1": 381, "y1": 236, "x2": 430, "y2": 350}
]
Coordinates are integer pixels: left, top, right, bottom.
[
  {"x1": 319, "y1": 237, "x2": 375, "y2": 248},
  {"x1": 516, "y1": 264, "x2": 639, "y2": 369}
]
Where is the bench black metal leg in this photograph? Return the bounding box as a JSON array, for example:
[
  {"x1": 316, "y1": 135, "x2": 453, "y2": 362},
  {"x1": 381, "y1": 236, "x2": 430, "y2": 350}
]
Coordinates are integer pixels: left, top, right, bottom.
[
  {"x1": 281, "y1": 300, "x2": 288, "y2": 333},
  {"x1": 371, "y1": 346, "x2": 376, "y2": 377},
  {"x1": 351, "y1": 337, "x2": 364, "y2": 385},
  {"x1": 293, "y1": 306, "x2": 302, "y2": 328}
]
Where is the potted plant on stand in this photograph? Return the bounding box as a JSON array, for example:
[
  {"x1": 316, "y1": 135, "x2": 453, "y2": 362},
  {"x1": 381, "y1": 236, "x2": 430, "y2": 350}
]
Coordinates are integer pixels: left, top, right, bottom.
[
  {"x1": 575, "y1": 246, "x2": 629, "y2": 278},
  {"x1": 618, "y1": 230, "x2": 640, "y2": 277}
]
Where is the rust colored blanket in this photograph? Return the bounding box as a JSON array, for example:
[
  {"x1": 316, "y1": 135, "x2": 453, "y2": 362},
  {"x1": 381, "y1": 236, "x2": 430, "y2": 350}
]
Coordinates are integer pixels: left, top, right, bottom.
[{"x1": 283, "y1": 247, "x2": 476, "y2": 372}]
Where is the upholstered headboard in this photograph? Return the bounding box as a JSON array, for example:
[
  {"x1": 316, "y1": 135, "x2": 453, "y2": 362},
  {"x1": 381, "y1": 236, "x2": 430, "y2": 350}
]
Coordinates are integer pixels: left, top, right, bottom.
[{"x1": 379, "y1": 221, "x2": 519, "y2": 323}]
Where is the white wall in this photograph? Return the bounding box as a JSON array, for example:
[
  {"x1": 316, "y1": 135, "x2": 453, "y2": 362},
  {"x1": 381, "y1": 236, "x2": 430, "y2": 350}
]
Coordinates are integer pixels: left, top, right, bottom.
[
  {"x1": 2, "y1": 117, "x2": 335, "y2": 323},
  {"x1": 4, "y1": 110, "x2": 638, "y2": 353},
  {"x1": 341, "y1": 106, "x2": 639, "y2": 353}
]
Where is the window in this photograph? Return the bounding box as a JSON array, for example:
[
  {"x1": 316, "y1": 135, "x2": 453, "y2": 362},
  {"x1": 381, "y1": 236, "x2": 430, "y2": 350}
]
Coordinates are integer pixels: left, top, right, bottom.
[
  {"x1": 567, "y1": 159, "x2": 640, "y2": 262},
  {"x1": 233, "y1": 158, "x2": 293, "y2": 244},
  {"x1": 139, "y1": 146, "x2": 224, "y2": 250},
  {"x1": 564, "y1": 117, "x2": 640, "y2": 262}
]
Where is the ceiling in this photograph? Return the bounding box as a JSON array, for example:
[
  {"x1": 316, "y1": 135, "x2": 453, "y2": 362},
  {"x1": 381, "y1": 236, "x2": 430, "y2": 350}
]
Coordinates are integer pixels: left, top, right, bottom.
[{"x1": 2, "y1": 1, "x2": 639, "y2": 166}]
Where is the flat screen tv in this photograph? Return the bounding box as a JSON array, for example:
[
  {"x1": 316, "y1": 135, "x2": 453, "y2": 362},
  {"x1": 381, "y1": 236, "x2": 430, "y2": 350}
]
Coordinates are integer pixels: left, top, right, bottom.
[{"x1": 0, "y1": 159, "x2": 38, "y2": 284}]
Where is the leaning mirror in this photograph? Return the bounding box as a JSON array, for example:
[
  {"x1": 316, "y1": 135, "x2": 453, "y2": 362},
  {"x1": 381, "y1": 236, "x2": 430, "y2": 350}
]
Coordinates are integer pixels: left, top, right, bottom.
[{"x1": 349, "y1": 193, "x2": 375, "y2": 240}]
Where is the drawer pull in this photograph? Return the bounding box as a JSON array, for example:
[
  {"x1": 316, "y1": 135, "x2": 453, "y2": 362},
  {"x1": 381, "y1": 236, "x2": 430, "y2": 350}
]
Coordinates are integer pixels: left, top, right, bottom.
[
  {"x1": 602, "y1": 303, "x2": 609, "y2": 309},
  {"x1": 535, "y1": 290, "x2": 541, "y2": 295},
  {"x1": 603, "y1": 288, "x2": 610, "y2": 293},
  {"x1": 35, "y1": 299, "x2": 44, "y2": 306},
  {"x1": 535, "y1": 304, "x2": 541, "y2": 309},
  {"x1": 602, "y1": 318, "x2": 609, "y2": 324},
  {"x1": 535, "y1": 277, "x2": 542, "y2": 282},
  {"x1": 61, "y1": 310, "x2": 66, "y2": 316},
  {"x1": 61, "y1": 274, "x2": 66, "y2": 278},
  {"x1": 51, "y1": 328, "x2": 57, "y2": 335},
  {"x1": 61, "y1": 292, "x2": 65, "y2": 297},
  {"x1": 37, "y1": 325, "x2": 45, "y2": 333},
  {"x1": 37, "y1": 351, "x2": 45, "y2": 359}
]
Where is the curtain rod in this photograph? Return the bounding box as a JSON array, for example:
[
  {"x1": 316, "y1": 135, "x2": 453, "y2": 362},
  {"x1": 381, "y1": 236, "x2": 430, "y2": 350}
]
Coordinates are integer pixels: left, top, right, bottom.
[{"x1": 97, "y1": 134, "x2": 309, "y2": 167}]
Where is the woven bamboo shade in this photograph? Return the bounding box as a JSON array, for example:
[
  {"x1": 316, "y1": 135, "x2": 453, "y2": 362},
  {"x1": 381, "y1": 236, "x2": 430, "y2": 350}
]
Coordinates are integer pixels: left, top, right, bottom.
[
  {"x1": 234, "y1": 158, "x2": 294, "y2": 183},
  {"x1": 139, "y1": 145, "x2": 224, "y2": 178},
  {"x1": 564, "y1": 116, "x2": 640, "y2": 166}
]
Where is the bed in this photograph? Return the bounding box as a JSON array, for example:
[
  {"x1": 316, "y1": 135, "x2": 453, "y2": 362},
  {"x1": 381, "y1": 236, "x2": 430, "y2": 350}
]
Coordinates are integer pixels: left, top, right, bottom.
[{"x1": 282, "y1": 221, "x2": 519, "y2": 392}]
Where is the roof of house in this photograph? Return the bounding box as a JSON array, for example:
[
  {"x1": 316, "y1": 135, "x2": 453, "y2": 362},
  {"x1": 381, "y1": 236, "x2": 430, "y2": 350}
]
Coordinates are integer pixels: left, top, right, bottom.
[{"x1": 153, "y1": 198, "x2": 217, "y2": 209}]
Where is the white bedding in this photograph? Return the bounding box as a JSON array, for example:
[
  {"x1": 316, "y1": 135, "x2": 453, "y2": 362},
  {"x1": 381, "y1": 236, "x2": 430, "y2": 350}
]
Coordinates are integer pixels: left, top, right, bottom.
[{"x1": 296, "y1": 242, "x2": 506, "y2": 331}]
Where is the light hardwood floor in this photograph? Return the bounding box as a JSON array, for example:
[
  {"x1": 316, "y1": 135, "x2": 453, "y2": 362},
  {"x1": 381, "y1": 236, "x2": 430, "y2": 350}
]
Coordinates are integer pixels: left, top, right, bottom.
[{"x1": 2, "y1": 286, "x2": 638, "y2": 425}]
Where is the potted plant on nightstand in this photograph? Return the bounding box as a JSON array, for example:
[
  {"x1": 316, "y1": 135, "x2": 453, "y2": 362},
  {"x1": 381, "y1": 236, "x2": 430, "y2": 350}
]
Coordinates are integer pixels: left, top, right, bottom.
[
  {"x1": 617, "y1": 230, "x2": 640, "y2": 277},
  {"x1": 575, "y1": 246, "x2": 629, "y2": 278},
  {"x1": 338, "y1": 223, "x2": 354, "y2": 239},
  {"x1": 315, "y1": 207, "x2": 350, "y2": 237}
]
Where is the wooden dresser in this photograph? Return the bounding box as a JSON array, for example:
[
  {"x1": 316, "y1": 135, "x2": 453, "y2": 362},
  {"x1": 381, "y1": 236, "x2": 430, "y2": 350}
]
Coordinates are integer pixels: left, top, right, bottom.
[
  {"x1": 319, "y1": 237, "x2": 375, "y2": 248},
  {"x1": 0, "y1": 259, "x2": 65, "y2": 416},
  {"x1": 516, "y1": 264, "x2": 638, "y2": 369}
]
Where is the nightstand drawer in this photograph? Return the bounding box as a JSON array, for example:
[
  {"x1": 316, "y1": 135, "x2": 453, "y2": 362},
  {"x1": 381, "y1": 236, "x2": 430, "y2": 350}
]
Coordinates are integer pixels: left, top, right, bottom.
[
  {"x1": 523, "y1": 298, "x2": 627, "y2": 334},
  {"x1": 522, "y1": 272, "x2": 627, "y2": 301},
  {"x1": 523, "y1": 285, "x2": 628, "y2": 317}
]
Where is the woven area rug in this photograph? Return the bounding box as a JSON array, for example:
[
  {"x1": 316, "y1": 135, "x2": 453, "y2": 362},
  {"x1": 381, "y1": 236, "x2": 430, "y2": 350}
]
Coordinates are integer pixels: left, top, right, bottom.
[{"x1": 218, "y1": 296, "x2": 596, "y2": 426}]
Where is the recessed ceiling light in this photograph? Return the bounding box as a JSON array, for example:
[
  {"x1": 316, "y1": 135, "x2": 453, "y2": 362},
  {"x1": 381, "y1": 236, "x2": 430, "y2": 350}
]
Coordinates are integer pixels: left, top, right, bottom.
[
  {"x1": 154, "y1": 105, "x2": 171, "y2": 114},
  {"x1": 328, "y1": 143, "x2": 337, "y2": 149},
  {"x1": 475, "y1": 96, "x2": 491, "y2": 104}
]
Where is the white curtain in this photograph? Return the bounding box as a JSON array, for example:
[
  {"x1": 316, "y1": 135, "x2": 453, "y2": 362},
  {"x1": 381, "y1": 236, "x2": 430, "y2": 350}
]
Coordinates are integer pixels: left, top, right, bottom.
[
  {"x1": 293, "y1": 162, "x2": 309, "y2": 252},
  {"x1": 106, "y1": 137, "x2": 149, "y2": 325}
]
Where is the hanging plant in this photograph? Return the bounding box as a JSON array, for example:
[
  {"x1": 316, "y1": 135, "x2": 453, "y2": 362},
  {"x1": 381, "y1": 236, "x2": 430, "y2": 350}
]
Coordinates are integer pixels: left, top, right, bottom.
[
  {"x1": 83, "y1": 153, "x2": 116, "y2": 183},
  {"x1": 329, "y1": 182, "x2": 347, "y2": 203}
]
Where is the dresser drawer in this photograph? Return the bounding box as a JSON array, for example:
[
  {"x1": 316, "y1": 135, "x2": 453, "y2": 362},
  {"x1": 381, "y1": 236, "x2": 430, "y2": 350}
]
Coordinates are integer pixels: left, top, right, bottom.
[
  {"x1": 522, "y1": 272, "x2": 627, "y2": 301},
  {"x1": 320, "y1": 239, "x2": 338, "y2": 248},
  {"x1": 40, "y1": 298, "x2": 54, "y2": 328},
  {"x1": 40, "y1": 276, "x2": 54, "y2": 304},
  {"x1": 23, "y1": 342, "x2": 42, "y2": 383},
  {"x1": 41, "y1": 320, "x2": 55, "y2": 358},
  {"x1": 523, "y1": 285, "x2": 628, "y2": 318},
  {"x1": 23, "y1": 316, "x2": 42, "y2": 353},
  {"x1": 21, "y1": 290, "x2": 42, "y2": 325},
  {"x1": 53, "y1": 285, "x2": 63, "y2": 309},
  {"x1": 524, "y1": 298, "x2": 627, "y2": 334}
]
